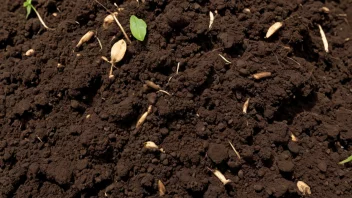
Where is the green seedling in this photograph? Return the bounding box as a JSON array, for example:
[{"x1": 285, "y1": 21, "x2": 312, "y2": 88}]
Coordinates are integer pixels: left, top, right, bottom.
[
  {"x1": 23, "y1": 0, "x2": 54, "y2": 30},
  {"x1": 130, "y1": 15, "x2": 147, "y2": 41},
  {"x1": 339, "y1": 155, "x2": 352, "y2": 165}
]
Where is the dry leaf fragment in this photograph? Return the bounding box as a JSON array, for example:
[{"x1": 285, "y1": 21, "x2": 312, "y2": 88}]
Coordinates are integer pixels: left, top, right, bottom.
[
  {"x1": 145, "y1": 80, "x2": 161, "y2": 90},
  {"x1": 76, "y1": 31, "x2": 95, "y2": 48},
  {"x1": 253, "y1": 72, "x2": 271, "y2": 80},
  {"x1": 297, "y1": 181, "x2": 311, "y2": 195},
  {"x1": 158, "y1": 180, "x2": 166, "y2": 196},
  {"x1": 208, "y1": 168, "x2": 231, "y2": 185},
  {"x1": 265, "y1": 22, "x2": 283, "y2": 38},
  {"x1": 103, "y1": 12, "x2": 118, "y2": 29},
  {"x1": 243, "y1": 98, "x2": 250, "y2": 114},
  {"x1": 25, "y1": 49, "x2": 35, "y2": 56},
  {"x1": 209, "y1": 11, "x2": 214, "y2": 29},
  {"x1": 318, "y1": 24, "x2": 329, "y2": 53}
]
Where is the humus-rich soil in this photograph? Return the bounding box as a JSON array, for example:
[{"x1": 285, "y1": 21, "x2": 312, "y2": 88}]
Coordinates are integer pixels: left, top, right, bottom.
[{"x1": 1, "y1": 0, "x2": 352, "y2": 197}]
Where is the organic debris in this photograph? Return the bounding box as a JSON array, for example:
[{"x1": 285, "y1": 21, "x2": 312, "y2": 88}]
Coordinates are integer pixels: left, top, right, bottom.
[
  {"x1": 253, "y1": 72, "x2": 271, "y2": 80},
  {"x1": 94, "y1": 0, "x2": 131, "y2": 43},
  {"x1": 243, "y1": 98, "x2": 250, "y2": 114},
  {"x1": 208, "y1": 168, "x2": 231, "y2": 185},
  {"x1": 318, "y1": 24, "x2": 329, "y2": 53},
  {"x1": 297, "y1": 181, "x2": 311, "y2": 195},
  {"x1": 145, "y1": 80, "x2": 161, "y2": 90},
  {"x1": 76, "y1": 31, "x2": 95, "y2": 48},
  {"x1": 109, "y1": 39, "x2": 127, "y2": 78},
  {"x1": 25, "y1": 49, "x2": 35, "y2": 56},
  {"x1": 144, "y1": 141, "x2": 164, "y2": 153},
  {"x1": 158, "y1": 180, "x2": 166, "y2": 196},
  {"x1": 209, "y1": 11, "x2": 214, "y2": 29},
  {"x1": 136, "y1": 105, "x2": 152, "y2": 128},
  {"x1": 320, "y1": 7, "x2": 330, "y2": 13},
  {"x1": 218, "y1": 54, "x2": 231, "y2": 64},
  {"x1": 265, "y1": 22, "x2": 283, "y2": 38},
  {"x1": 103, "y1": 12, "x2": 118, "y2": 29}
]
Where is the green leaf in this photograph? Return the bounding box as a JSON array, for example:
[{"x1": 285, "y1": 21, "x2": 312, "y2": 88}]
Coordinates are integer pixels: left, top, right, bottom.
[
  {"x1": 23, "y1": 0, "x2": 32, "y2": 19},
  {"x1": 130, "y1": 15, "x2": 147, "y2": 41},
  {"x1": 26, "y1": 6, "x2": 32, "y2": 19},
  {"x1": 339, "y1": 155, "x2": 352, "y2": 165}
]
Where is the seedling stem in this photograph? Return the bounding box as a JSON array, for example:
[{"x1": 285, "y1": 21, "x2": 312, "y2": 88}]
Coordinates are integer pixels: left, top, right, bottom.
[{"x1": 23, "y1": 0, "x2": 54, "y2": 30}]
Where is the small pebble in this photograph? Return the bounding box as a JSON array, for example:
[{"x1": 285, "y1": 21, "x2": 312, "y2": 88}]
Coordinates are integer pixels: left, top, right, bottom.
[
  {"x1": 318, "y1": 161, "x2": 327, "y2": 172},
  {"x1": 253, "y1": 184, "x2": 264, "y2": 192},
  {"x1": 278, "y1": 160, "x2": 294, "y2": 173},
  {"x1": 238, "y1": 170, "x2": 244, "y2": 178}
]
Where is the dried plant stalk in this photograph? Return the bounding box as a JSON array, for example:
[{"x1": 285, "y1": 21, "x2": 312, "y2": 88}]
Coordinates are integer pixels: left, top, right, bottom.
[
  {"x1": 266, "y1": 22, "x2": 283, "y2": 38},
  {"x1": 228, "y1": 141, "x2": 241, "y2": 160},
  {"x1": 318, "y1": 24, "x2": 329, "y2": 53},
  {"x1": 253, "y1": 72, "x2": 271, "y2": 80}
]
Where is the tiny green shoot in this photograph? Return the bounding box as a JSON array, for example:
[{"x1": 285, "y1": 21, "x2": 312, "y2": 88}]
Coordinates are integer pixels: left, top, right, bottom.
[
  {"x1": 23, "y1": 0, "x2": 54, "y2": 30},
  {"x1": 130, "y1": 15, "x2": 147, "y2": 41},
  {"x1": 339, "y1": 155, "x2": 352, "y2": 165}
]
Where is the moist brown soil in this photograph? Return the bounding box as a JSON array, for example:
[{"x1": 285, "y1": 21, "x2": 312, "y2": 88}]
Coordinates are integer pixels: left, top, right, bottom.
[{"x1": 1, "y1": 0, "x2": 352, "y2": 197}]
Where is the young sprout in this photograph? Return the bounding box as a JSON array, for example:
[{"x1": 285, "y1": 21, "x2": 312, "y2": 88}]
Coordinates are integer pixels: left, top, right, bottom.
[
  {"x1": 265, "y1": 22, "x2": 283, "y2": 38},
  {"x1": 297, "y1": 181, "x2": 311, "y2": 195},
  {"x1": 145, "y1": 80, "x2": 161, "y2": 90},
  {"x1": 109, "y1": 39, "x2": 127, "y2": 78},
  {"x1": 243, "y1": 98, "x2": 250, "y2": 114},
  {"x1": 76, "y1": 31, "x2": 95, "y2": 48},
  {"x1": 207, "y1": 168, "x2": 231, "y2": 185},
  {"x1": 338, "y1": 155, "x2": 352, "y2": 165},
  {"x1": 209, "y1": 11, "x2": 214, "y2": 29},
  {"x1": 103, "y1": 12, "x2": 118, "y2": 29},
  {"x1": 23, "y1": 0, "x2": 54, "y2": 30},
  {"x1": 158, "y1": 180, "x2": 166, "y2": 196},
  {"x1": 25, "y1": 49, "x2": 35, "y2": 56},
  {"x1": 253, "y1": 72, "x2": 271, "y2": 80},
  {"x1": 318, "y1": 24, "x2": 329, "y2": 53}
]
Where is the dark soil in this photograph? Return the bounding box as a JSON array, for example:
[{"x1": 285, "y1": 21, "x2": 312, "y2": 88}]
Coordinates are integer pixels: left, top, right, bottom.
[{"x1": 1, "y1": 0, "x2": 352, "y2": 197}]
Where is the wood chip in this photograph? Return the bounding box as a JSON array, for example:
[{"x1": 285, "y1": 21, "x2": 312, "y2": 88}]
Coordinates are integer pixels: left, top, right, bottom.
[
  {"x1": 265, "y1": 22, "x2": 283, "y2": 38},
  {"x1": 318, "y1": 24, "x2": 329, "y2": 53}
]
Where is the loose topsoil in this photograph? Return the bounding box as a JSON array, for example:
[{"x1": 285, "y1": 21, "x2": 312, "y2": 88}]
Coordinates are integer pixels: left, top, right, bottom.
[{"x1": 1, "y1": 0, "x2": 352, "y2": 197}]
